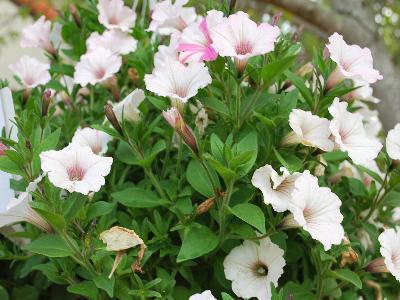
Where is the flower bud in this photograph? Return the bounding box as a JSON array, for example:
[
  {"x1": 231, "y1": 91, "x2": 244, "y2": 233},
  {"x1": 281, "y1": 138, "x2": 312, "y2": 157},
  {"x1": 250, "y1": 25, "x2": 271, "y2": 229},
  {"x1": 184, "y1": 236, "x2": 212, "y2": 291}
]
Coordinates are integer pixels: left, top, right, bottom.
[
  {"x1": 105, "y1": 104, "x2": 123, "y2": 135},
  {"x1": 196, "y1": 197, "x2": 216, "y2": 215},
  {"x1": 128, "y1": 68, "x2": 140, "y2": 82},
  {"x1": 365, "y1": 257, "x2": 388, "y2": 274},
  {"x1": 323, "y1": 47, "x2": 330, "y2": 61},
  {"x1": 271, "y1": 12, "x2": 282, "y2": 26},
  {"x1": 163, "y1": 108, "x2": 198, "y2": 154},
  {"x1": 229, "y1": 0, "x2": 237, "y2": 14},
  {"x1": 0, "y1": 143, "x2": 8, "y2": 156},
  {"x1": 69, "y1": 4, "x2": 81, "y2": 28},
  {"x1": 103, "y1": 76, "x2": 120, "y2": 102},
  {"x1": 42, "y1": 90, "x2": 52, "y2": 117}
]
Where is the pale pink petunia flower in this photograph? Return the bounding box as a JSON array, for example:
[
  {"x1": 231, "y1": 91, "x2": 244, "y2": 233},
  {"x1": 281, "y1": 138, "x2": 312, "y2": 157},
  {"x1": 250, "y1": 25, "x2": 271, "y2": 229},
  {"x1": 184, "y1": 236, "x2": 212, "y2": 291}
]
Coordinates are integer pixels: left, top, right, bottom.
[
  {"x1": 40, "y1": 143, "x2": 113, "y2": 195},
  {"x1": 144, "y1": 59, "x2": 212, "y2": 104},
  {"x1": 72, "y1": 127, "x2": 112, "y2": 155},
  {"x1": 284, "y1": 172, "x2": 344, "y2": 250},
  {"x1": 251, "y1": 164, "x2": 300, "y2": 212},
  {"x1": 326, "y1": 33, "x2": 382, "y2": 89},
  {"x1": 189, "y1": 290, "x2": 216, "y2": 300},
  {"x1": 20, "y1": 16, "x2": 56, "y2": 55},
  {"x1": 9, "y1": 56, "x2": 51, "y2": 89},
  {"x1": 345, "y1": 79, "x2": 380, "y2": 103},
  {"x1": 178, "y1": 10, "x2": 224, "y2": 63},
  {"x1": 282, "y1": 109, "x2": 334, "y2": 152},
  {"x1": 378, "y1": 228, "x2": 400, "y2": 282},
  {"x1": 354, "y1": 100, "x2": 382, "y2": 139},
  {"x1": 223, "y1": 236, "x2": 285, "y2": 300},
  {"x1": 210, "y1": 11, "x2": 280, "y2": 72},
  {"x1": 153, "y1": 33, "x2": 181, "y2": 68},
  {"x1": 86, "y1": 30, "x2": 138, "y2": 55},
  {"x1": 97, "y1": 0, "x2": 136, "y2": 32},
  {"x1": 329, "y1": 98, "x2": 382, "y2": 165},
  {"x1": 113, "y1": 89, "x2": 146, "y2": 123},
  {"x1": 148, "y1": 0, "x2": 197, "y2": 36},
  {"x1": 73, "y1": 48, "x2": 122, "y2": 86},
  {"x1": 386, "y1": 123, "x2": 400, "y2": 160}
]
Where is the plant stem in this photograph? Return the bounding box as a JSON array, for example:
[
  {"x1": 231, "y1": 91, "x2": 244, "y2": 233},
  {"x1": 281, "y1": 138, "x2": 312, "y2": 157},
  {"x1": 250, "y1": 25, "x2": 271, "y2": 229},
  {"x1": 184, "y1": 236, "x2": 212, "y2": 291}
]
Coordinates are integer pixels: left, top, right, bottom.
[
  {"x1": 362, "y1": 171, "x2": 390, "y2": 222},
  {"x1": 217, "y1": 180, "x2": 235, "y2": 245}
]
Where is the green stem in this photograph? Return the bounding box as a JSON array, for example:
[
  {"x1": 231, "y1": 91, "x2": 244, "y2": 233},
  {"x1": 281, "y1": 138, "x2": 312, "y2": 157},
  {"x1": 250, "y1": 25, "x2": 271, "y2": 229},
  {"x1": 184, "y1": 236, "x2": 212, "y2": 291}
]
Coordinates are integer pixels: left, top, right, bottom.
[
  {"x1": 362, "y1": 171, "x2": 390, "y2": 222},
  {"x1": 218, "y1": 180, "x2": 235, "y2": 245}
]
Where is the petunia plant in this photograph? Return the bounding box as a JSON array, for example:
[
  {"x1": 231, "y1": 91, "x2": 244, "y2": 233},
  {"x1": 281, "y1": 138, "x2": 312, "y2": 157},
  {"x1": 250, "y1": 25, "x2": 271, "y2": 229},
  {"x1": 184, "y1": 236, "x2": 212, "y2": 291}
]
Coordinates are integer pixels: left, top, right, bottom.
[{"x1": 1, "y1": 0, "x2": 400, "y2": 299}]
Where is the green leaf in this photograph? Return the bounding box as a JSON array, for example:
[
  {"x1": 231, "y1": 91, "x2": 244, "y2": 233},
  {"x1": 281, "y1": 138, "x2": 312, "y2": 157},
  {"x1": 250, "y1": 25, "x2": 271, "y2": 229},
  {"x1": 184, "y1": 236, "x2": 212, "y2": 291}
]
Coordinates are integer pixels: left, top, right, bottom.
[
  {"x1": 0, "y1": 156, "x2": 22, "y2": 175},
  {"x1": 283, "y1": 282, "x2": 316, "y2": 300},
  {"x1": 221, "y1": 292, "x2": 235, "y2": 300},
  {"x1": 327, "y1": 269, "x2": 362, "y2": 289},
  {"x1": 35, "y1": 128, "x2": 61, "y2": 154},
  {"x1": 284, "y1": 70, "x2": 313, "y2": 108},
  {"x1": 235, "y1": 131, "x2": 258, "y2": 176},
  {"x1": 358, "y1": 165, "x2": 384, "y2": 185},
  {"x1": 112, "y1": 187, "x2": 167, "y2": 208},
  {"x1": 93, "y1": 274, "x2": 115, "y2": 297},
  {"x1": 383, "y1": 191, "x2": 400, "y2": 207},
  {"x1": 63, "y1": 193, "x2": 86, "y2": 221},
  {"x1": 273, "y1": 148, "x2": 302, "y2": 173},
  {"x1": 116, "y1": 141, "x2": 139, "y2": 165},
  {"x1": 347, "y1": 178, "x2": 368, "y2": 197},
  {"x1": 67, "y1": 281, "x2": 98, "y2": 300},
  {"x1": 261, "y1": 55, "x2": 297, "y2": 87},
  {"x1": 186, "y1": 160, "x2": 218, "y2": 197},
  {"x1": 229, "y1": 203, "x2": 266, "y2": 233},
  {"x1": 177, "y1": 223, "x2": 219, "y2": 262},
  {"x1": 200, "y1": 97, "x2": 229, "y2": 116},
  {"x1": 33, "y1": 208, "x2": 65, "y2": 231},
  {"x1": 147, "y1": 96, "x2": 168, "y2": 111},
  {"x1": 0, "y1": 286, "x2": 9, "y2": 300},
  {"x1": 23, "y1": 234, "x2": 73, "y2": 258},
  {"x1": 86, "y1": 201, "x2": 114, "y2": 220}
]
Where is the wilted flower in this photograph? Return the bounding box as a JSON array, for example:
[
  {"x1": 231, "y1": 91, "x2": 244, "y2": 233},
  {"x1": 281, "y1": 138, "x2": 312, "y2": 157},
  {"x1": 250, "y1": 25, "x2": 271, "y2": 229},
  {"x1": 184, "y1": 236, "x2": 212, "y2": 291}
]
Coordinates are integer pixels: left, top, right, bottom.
[
  {"x1": 282, "y1": 109, "x2": 334, "y2": 152},
  {"x1": 340, "y1": 237, "x2": 359, "y2": 267},
  {"x1": 73, "y1": 48, "x2": 122, "y2": 86},
  {"x1": 20, "y1": 16, "x2": 56, "y2": 55},
  {"x1": 113, "y1": 89, "x2": 145, "y2": 123},
  {"x1": 252, "y1": 164, "x2": 300, "y2": 212},
  {"x1": 326, "y1": 33, "x2": 382, "y2": 89},
  {"x1": 100, "y1": 226, "x2": 146, "y2": 277},
  {"x1": 72, "y1": 127, "x2": 112, "y2": 155},
  {"x1": 40, "y1": 143, "x2": 113, "y2": 195},
  {"x1": 145, "y1": 60, "x2": 212, "y2": 105},
  {"x1": 386, "y1": 123, "x2": 400, "y2": 160},
  {"x1": 178, "y1": 10, "x2": 224, "y2": 62},
  {"x1": 195, "y1": 107, "x2": 209, "y2": 136},
  {"x1": 329, "y1": 98, "x2": 382, "y2": 165},
  {"x1": 223, "y1": 236, "x2": 285, "y2": 300},
  {"x1": 97, "y1": 0, "x2": 136, "y2": 32},
  {"x1": 86, "y1": 30, "x2": 138, "y2": 55},
  {"x1": 282, "y1": 172, "x2": 344, "y2": 250},
  {"x1": 189, "y1": 290, "x2": 216, "y2": 300},
  {"x1": 9, "y1": 56, "x2": 51, "y2": 89},
  {"x1": 210, "y1": 11, "x2": 280, "y2": 72},
  {"x1": 148, "y1": 0, "x2": 197, "y2": 35}
]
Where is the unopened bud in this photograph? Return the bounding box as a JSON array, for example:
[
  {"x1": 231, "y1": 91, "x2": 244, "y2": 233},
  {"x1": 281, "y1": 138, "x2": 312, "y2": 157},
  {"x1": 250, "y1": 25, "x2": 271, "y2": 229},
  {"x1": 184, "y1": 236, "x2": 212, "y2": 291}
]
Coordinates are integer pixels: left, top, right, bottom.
[
  {"x1": 196, "y1": 197, "x2": 216, "y2": 215},
  {"x1": 234, "y1": 58, "x2": 248, "y2": 76},
  {"x1": 105, "y1": 104, "x2": 123, "y2": 135},
  {"x1": 229, "y1": 0, "x2": 237, "y2": 14},
  {"x1": 69, "y1": 4, "x2": 81, "y2": 28},
  {"x1": 25, "y1": 141, "x2": 32, "y2": 151},
  {"x1": 271, "y1": 12, "x2": 282, "y2": 26},
  {"x1": 365, "y1": 257, "x2": 388, "y2": 274},
  {"x1": 0, "y1": 143, "x2": 8, "y2": 156},
  {"x1": 323, "y1": 47, "x2": 330, "y2": 61},
  {"x1": 42, "y1": 90, "x2": 52, "y2": 117},
  {"x1": 162, "y1": 108, "x2": 198, "y2": 154},
  {"x1": 128, "y1": 68, "x2": 140, "y2": 82},
  {"x1": 103, "y1": 76, "x2": 120, "y2": 102}
]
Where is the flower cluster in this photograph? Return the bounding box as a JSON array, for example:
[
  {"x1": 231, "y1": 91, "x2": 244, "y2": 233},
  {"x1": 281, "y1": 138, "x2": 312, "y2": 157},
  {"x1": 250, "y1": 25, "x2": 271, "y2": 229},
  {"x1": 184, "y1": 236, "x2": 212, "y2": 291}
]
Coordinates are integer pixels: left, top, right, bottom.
[{"x1": 1, "y1": 0, "x2": 400, "y2": 299}]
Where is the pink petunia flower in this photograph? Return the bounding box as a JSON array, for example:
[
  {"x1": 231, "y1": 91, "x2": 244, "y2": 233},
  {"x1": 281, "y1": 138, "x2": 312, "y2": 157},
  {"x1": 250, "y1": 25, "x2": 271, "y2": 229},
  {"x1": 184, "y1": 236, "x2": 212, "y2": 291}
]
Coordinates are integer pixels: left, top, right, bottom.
[{"x1": 9, "y1": 56, "x2": 51, "y2": 89}]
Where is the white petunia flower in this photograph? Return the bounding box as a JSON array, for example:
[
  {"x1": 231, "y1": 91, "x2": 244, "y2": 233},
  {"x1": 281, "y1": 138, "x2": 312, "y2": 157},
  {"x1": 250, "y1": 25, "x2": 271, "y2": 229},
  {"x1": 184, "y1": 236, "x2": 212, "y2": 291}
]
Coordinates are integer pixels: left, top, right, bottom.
[
  {"x1": 113, "y1": 88, "x2": 145, "y2": 123},
  {"x1": 378, "y1": 228, "x2": 400, "y2": 282},
  {"x1": 86, "y1": 30, "x2": 138, "y2": 55},
  {"x1": 282, "y1": 109, "x2": 334, "y2": 152},
  {"x1": 72, "y1": 127, "x2": 112, "y2": 155},
  {"x1": 153, "y1": 33, "x2": 181, "y2": 68},
  {"x1": 97, "y1": 0, "x2": 136, "y2": 32},
  {"x1": 210, "y1": 11, "x2": 280, "y2": 72},
  {"x1": 145, "y1": 59, "x2": 212, "y2": 104},
  {"x1": 326, "y1": 33, "x2": 382, "y2": 89},
  {"x1": 189, "y1": 290, "x2": 216, "y2": 300},
  {"x1": 386, "y1": 123, "x2": 400, "y2": 160},
  {"x1": 251, "y1": 164, "x2": 300, "y2": 212},
  {"x1": 20, "y1": 16, "x2": 56, "y2": 54},
  {"x1": 284, "y1": 172, "x2": 344, "y2": 250},
  {"x1": 9, "y1": 56, "x2": 51, "y2": 89},
  {"x1": 354, "y1": 101, "x2": 382, "y2": 139},
  {"x1": 148, "y1": 0, "x2": 197, "y2": 36},
  {"x1": 329, "y1": 98, "x2": 382, "y2": 165},
  {"x1": 223, "y1": 236, "x2": 285, "y2": 300},
  {"x1": 73, "y1": 48, "x2": 122, "y2": 86},
  {"x1": 345, "y1": 79, "x2": 380, "y2": 103},
  {"x1": 40, "y1": 143, "x2": 113, "y2": 195}
]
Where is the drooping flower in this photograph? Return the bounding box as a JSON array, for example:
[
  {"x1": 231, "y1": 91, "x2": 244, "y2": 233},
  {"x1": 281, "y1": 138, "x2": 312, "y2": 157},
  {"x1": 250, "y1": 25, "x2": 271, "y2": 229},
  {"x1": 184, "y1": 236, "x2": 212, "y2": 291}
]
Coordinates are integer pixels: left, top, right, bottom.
[
  {"x1": 73, "y1": 48, "x2": 122, "y2": 86},
  {"x1": 145, "y1": 59, "x2": 212, "y2": 105},
  {"x1": 282, "y1": 109, "x2": 334, "y2": 152},
  {"x1": 86, "y1": 30, "x2": 138, "y2": 55},
  {"x1": 9, "y1": 56, "x2": 51, "y2": 89},
  {"x1": 210, "y1": 11, "x2": 280, "y2": 72},
  {"x1": 148, "y1": 0, "x2": 197, "y2": 36},
  {"x1": 100, "y1": 226, "x2": 146, "y2": 277},
  {"x1": 377, "y1": 228, "x2": 400, "y2": 281},
  {"x1": 251, "y1": 164, "x2": 300, "y2": 212},
  {"x1": 329, "y1": 98, "x2": 382, "y2": 165},
  {"x1": 326, "y1": 33, "x2": 382, "y2": 89},
  {"x1": 386, "y1": 123, "x2": 400, "y2": 160},
  {"x1": 113, "y1": 89, "x2": 146, "y2": 123},
  {"x1": 97, "y1": 0, "x2": 136, "y2": 32},
  {"x1": 223, "y1": 236, "x2": 285, "y2": 300},
  {"x1": 282, "y1": 172, "x2": 344, "y2": 250},
  {"x1": 40, "y1": 143, "x2": 113, "y2": 195},
  {"x1": 189, "y1": 290, "x2": 217, "y2": 300},
  {"x1": 20, "y1": 16, "x2": 56, "y2": 55},
  {"x1": 178, "y1": 10, "x2": 224, "y2": 63},
  {"x1": 72, "y1": 127, "x2": 112, "y2": 155}
]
